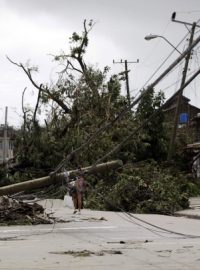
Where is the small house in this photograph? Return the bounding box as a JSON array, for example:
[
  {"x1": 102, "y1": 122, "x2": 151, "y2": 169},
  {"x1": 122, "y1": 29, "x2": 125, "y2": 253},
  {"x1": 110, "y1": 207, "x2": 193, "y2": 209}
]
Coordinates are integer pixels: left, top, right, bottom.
[{"x1": 164, "y1": 92, "x2": 200, "y2": 126}]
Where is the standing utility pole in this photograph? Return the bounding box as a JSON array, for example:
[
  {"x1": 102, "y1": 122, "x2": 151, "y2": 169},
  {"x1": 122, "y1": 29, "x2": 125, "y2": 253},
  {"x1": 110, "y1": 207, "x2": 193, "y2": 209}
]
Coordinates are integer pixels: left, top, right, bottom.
[
  {"x1": 113, "y1": 59, "x2": 139, "y2": 106},
  {"x1": 167, "y1": 14, "x2": 198, "y2": 160},
  {"x1": 3, "y1": 106, "x2": 8, "y2": 164}
]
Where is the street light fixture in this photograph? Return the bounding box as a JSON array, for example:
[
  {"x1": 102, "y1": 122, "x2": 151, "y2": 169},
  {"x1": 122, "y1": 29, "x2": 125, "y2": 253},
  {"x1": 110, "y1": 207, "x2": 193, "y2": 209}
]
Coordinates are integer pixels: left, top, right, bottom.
[{"x1": 144, "y1": 34, "x2": 182, "y2": 55}]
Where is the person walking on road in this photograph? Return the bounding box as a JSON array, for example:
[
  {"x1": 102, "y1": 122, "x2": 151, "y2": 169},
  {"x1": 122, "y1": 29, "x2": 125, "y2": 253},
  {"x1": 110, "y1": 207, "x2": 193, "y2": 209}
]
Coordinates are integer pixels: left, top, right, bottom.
[{"x1": 69, "y1": 167, "x2": 87, "y2": 214}]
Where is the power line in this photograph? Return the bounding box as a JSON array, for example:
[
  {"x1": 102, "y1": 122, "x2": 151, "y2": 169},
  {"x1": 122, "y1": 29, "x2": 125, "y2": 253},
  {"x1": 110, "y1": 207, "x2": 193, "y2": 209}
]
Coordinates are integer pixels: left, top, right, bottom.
[
  {"x1": 176, "y1": 10, "x2": 200, "y2": 14},
  {"x1": 92, "y1": 67, "x2": 200, "y2": 169},
  {"x1": 133, "y1": 17, "x2": 200, "y2": 99},
  {"x1": 51, "y1": 32, "x2": 200, "y2": 175},
  {"x1": 134, "y1": 31, "x2": 189, "y2": 99},
  {"x1": 162, "y1": 67, "x2": 200, "y2": 92},
  {"x1": 86, "y1": 177, "x2": 200, "y2": 239}
]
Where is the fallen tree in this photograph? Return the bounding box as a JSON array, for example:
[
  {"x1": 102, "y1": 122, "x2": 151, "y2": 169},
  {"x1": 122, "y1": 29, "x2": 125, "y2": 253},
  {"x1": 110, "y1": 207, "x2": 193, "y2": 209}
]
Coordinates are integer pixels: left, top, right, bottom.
[{"x1": 0, "y1": 160, "x2": 122, "y2": 196}]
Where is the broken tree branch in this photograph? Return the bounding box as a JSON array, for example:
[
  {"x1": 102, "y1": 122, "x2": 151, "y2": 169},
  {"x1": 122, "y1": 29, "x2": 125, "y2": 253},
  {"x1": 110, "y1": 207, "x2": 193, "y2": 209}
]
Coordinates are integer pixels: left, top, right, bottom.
[{"x1": 7, "y1": 56, "x2": 72, "y2": 114}]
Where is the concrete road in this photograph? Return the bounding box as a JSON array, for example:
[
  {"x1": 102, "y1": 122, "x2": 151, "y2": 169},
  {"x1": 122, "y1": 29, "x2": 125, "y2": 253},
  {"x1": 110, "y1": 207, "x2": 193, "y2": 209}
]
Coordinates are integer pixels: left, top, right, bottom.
[{"x1": 1, "y1": 199, "x2": 200, "y2": 270}]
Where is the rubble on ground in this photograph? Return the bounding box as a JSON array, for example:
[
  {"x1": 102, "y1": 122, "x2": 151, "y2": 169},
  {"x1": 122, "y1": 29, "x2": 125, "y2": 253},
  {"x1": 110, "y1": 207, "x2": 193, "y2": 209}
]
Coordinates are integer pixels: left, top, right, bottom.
[
  {"x1": 0, "y1": 196, "x2": 53, "y2": 225},
  {"x1": 49, "y1": 249, "x2": 123, "y2": 257}
]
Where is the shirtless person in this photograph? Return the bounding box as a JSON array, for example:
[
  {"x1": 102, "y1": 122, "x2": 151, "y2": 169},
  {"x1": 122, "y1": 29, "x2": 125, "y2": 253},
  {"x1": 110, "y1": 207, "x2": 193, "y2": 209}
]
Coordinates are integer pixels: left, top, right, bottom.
[{"x1": 70, "y1": 168, "x2": 87, "y2": 214}]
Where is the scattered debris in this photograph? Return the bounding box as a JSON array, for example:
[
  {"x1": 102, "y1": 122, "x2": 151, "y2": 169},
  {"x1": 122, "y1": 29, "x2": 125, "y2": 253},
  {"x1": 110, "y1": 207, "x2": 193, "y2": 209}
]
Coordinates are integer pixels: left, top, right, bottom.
[
  {"x1": 12, "y1": 194, "x2": 36, "y2": 201},
  {"x1": 107, "y1": 240, "x2": 152, "y2": 244},
  {"x1": 107, "y1": 241, "x2": 126, "y2": 244},
  {"x1": 158, "y1": 254, "x2": 171, "y2": 258},
  {"x1": 0, "y1": 236, "x2": 25, "y2": 241},
  {"x1": 63, "y1": 216, "x2": 108, "y2": 223},
  {"x1": 156, "y1": 249, "x2": 172, "y2": 257},
  {"x1": 99, "y1": 217, "x2": 107, "y2": 221},
  {"x1": 50, "y1": 250, "x2": 94, "y2": 257},
  {"x1": 103, "y1": 250, "x2": 123, "y2": 255},
  {"x1": 156, "y1": 250, "x2": 172, "y2": 253},
  {"x1": 0, "y1": 196, "x2": 54, "y2": 225},
  {"x1": 82, "y1": 217, "x2": 107, "y2": 222},
  {"x1": 49, "y1": 249, "x2": 123, "y2": 257}
]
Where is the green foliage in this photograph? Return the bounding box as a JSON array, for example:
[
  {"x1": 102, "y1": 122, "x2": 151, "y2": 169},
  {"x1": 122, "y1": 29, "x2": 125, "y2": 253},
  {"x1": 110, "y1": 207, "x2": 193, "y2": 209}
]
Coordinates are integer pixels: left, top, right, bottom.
[
  {"x1": 135, "y1": 87, "x2": 168, "y2": 161},
  {"x1": 86, "y1": 162, "x2": 190, "y2": 215},
  {"x1": 0, "y1": 167, "x2": 12, "y2": 186}
]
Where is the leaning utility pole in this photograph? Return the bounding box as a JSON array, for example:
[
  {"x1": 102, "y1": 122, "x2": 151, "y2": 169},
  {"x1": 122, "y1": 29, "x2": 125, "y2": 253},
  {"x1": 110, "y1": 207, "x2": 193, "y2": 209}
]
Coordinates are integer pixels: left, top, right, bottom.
[
  {"x1": 167, "y1": 13, "x2": 199, "y2": 160},
  {"x1": 113, "y1": 59, "x2": 139, "y2": 106}
]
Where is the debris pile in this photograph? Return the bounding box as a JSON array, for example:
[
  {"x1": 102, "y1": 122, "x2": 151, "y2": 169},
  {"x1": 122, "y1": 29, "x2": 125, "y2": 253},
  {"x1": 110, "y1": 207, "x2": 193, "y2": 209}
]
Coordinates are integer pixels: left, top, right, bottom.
[
  {"x1": 49, "y1": 249, "x2": 123, "y2": 257},
  {"x1": 0, "y1": 196, "x2": 53, "y2": 225}
]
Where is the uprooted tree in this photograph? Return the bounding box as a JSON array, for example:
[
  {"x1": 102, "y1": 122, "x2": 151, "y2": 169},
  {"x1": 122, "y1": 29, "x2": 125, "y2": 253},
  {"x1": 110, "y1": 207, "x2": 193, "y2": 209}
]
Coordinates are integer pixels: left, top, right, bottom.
[
  {"x1": 8, "y1": 20, "x2": 135, "y2": 175},
  {"x1": 6, "y1": 20, "x2": 199, "y2": 214}
]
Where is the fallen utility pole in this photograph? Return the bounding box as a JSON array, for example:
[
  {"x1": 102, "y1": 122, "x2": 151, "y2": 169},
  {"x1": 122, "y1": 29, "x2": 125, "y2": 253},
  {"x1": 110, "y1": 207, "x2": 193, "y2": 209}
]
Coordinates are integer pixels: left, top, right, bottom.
[{"x1": 0, "y1": 160, "x2": 122, "y2": 196}]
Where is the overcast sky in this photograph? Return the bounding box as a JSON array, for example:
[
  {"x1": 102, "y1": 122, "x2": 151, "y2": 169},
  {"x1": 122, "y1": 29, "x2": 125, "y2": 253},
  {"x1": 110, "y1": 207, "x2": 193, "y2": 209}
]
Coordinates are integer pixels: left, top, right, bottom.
[{"x1": 1, "y1": 0, "x2": 200, "y2": 126}]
